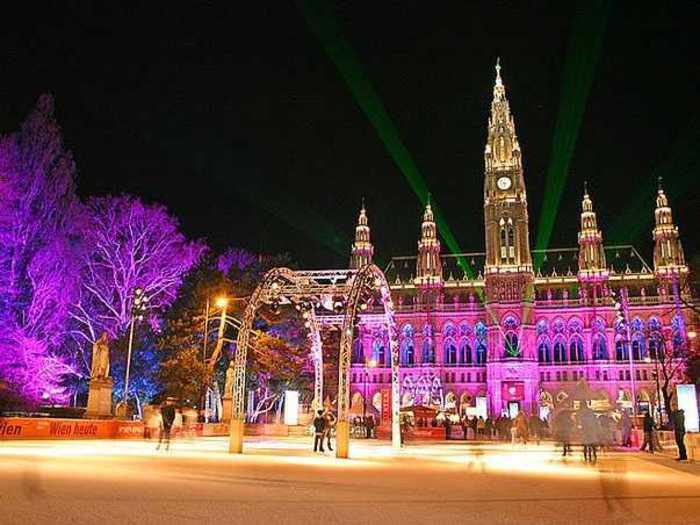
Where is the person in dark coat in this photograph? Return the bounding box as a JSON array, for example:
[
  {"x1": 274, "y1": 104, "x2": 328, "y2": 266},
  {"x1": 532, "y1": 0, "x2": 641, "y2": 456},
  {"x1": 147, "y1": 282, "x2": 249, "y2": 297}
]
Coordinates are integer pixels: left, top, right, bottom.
[
  {"x1": 323, "y1": 410, "x2": 336, "y2": 451},
  {"x1": 640, "y1": 412, "x2": 656, "y2": 453},
  {"x1": 619, "y1": 411, "x2": 633, "y2": 447},
  {"x1": 672, "y1": 408, "x2": 687, "y2": 461},
  {"x1": 529, "y1": 414, "x2": 543, "y2": 446},
  {"x1": 157, "y1": 398, "x2": 176, "y2": 451},
  {"x1": 553, "y1": 410, "x2": 573, "y2": 457},
  {"x1": 366, "y1": 414, "x2": 375, "y2": 439},
  {"x1": 578, "y1": 406, "x2": 599, "y2": 462},
  {"x1": 312, "y1": 410, "x2": 326, "y2": 452}
]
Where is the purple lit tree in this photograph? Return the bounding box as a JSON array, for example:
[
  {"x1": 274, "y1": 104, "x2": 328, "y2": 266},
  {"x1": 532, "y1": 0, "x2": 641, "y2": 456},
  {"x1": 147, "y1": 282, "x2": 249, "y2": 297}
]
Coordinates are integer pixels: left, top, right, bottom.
[
  {"x1": 0, "y1": 94, "x2": 83, "y2": 404},
  {"x1": 70, "y1": 195, "x2": 206, "y2": 364}
]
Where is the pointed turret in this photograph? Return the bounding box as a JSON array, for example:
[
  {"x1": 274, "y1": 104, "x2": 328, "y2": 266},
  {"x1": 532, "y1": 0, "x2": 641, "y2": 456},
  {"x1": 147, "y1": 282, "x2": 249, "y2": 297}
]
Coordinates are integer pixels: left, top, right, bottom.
[
  {"x1": 652, "y1": 178, "x2": 687, "y2": 278},
  {"x1": 483, "y1": 59, "x2": 533, "y2": 302},
  {"x1": 484, "y1": 57, "x2": 523, "y2": 175},
  {"x1": 415, "y1": 197, "x2": 442, "y2": 286},
  {"x1": 577, "y1": 182, "x2": 608, "y2": 281},
  {"x1": 349, "y1": 200, "x2": 374, "y2": 269}
]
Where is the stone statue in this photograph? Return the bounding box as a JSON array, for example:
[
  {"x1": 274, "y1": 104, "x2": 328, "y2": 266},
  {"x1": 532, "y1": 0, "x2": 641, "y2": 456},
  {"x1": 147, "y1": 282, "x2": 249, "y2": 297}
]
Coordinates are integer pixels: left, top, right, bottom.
[
  {"x1": 91, "y1": 332, "x2": 110, "y2": 379},
  {"x1": 224, "y1": 363, "x2": 234, "y2": 396}
]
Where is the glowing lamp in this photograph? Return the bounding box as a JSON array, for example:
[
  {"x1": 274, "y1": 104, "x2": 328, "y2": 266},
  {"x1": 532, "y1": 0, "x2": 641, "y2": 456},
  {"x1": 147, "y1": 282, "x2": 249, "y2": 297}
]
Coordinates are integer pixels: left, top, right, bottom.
[{"x1": 215, "y1": 297, "x2": 228, "y2": 308}]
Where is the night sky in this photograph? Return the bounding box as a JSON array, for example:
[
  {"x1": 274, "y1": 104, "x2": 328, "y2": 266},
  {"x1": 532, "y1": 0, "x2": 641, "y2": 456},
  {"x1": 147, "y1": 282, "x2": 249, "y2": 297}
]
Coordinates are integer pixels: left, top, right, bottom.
[{"x1": 1, "y1": 2, "x2": 698, "y2": 271}]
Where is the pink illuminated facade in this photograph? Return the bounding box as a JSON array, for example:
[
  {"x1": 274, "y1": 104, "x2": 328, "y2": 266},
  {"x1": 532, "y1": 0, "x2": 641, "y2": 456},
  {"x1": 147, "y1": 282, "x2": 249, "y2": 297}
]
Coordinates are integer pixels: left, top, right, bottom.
[{"x1": 349, "y1": 63, "x2": 697, "y2": 421}]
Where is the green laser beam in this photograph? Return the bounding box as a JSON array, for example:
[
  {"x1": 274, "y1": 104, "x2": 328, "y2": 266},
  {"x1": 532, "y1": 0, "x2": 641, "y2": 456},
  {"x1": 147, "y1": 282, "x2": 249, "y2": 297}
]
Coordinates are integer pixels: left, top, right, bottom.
[
  {"x1": 534, "y1": 0, "x2": 610, "y2": 268},
  {"x1": 235, "y1": 181, "x2": 353, "y2": 263},
  {"x1": 300, "y1": 0, "x2": 473, "y2": 277}
]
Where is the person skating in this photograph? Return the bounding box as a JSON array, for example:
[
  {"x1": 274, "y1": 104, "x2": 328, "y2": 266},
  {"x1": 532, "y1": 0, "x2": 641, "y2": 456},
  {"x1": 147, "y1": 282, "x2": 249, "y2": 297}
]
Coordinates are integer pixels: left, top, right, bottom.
[
  {"x1": 312, "y1": 410, "x2": 326, "y2": 453},
  {"x1": 671, "y1": 408, "x2": 687, "y2": 461},
  {"x1": 640, "y1": 412, "x2": 656, "y2": 453},
  {"x1": 514, "y1": 412, "x2": 529, "y2": 445},
  {"x1": 553, "y1": 409, "x2": 573, "y2": 457},
  {"x1": 578, "y1": 405, "x2": 599, "y2": 463},
  {"x1": 366, "y1": 414, "x2": 375, "y2": 439},
  {"x1": 323, "y1": 409, "x2": 336, "y2": 451},
  {"x1": 619, "y1": 411, "x2": 633, "y2": 447},
  {"x1": 529, "y1": 413, "x2": 542, "y2": 446},
  {"x1": 157, "y1": 397, "x2": 176, "y2": 451}
]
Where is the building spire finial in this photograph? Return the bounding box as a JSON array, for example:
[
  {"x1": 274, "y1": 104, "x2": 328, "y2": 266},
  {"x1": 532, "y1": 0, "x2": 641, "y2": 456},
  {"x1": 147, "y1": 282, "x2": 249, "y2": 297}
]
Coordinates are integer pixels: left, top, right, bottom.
[
  {"x1": 583, "y1": 180, "x2": 588, "y2": 196},
  {"x1": 495, "y1": 57, "x2": 502, "y2": 86},
  {"x1": 657, "y1": 176, "x2": 664, "y2": 192}
]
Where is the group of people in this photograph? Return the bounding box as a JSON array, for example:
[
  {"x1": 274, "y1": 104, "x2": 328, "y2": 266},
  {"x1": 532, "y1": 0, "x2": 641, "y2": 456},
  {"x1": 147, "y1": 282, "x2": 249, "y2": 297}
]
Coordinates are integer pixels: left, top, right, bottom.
[
  {"x1": 351, "y1": 414, "x2": 376, "y2": 438},
  {"x1": 450, "y1": 413, "x2": 549, "y2": 444},
  {"x1": 640, "y1": 408, "x2": 688, "y2": 461},
  {"x1": 312, "y1": 409, "x2": 337, "y2": 453}
]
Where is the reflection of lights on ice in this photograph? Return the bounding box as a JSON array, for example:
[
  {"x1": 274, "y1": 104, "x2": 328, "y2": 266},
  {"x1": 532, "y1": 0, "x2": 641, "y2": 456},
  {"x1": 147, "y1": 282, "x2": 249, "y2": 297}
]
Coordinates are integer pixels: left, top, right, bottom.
[{"x1": 284, "y1": 390, "x2": 299, "y2": 426}]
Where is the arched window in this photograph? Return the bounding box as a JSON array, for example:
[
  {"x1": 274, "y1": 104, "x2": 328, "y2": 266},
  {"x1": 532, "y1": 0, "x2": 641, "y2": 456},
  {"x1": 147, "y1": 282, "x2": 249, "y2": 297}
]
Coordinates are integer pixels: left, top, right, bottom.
[
  {"x1": 351, "y1": 338, "x2": 364, "y2": 364},
  {"x1": 459, "y1": 339, "x2": 472, "y2": 364},
  {"x1": 631, "y1": 334, "x2": 645, "y2": 361},
  {"x1": 443, "y1": 322, "x2": 456, "y2": 338},
  {"x1": 592, "y1": 335, "x2": 608, "y2": 360},
  {"x1": 504, "y1": 332, "x2": 519, "y2": 358},
  {"x1": 400, "y1": 324, "x2": 414, "y2": 366},
  {"x1": 475, "y1": 321, "x2": 487, "y2": 365},
  {"x1": 372, "y1": 338, "x2": 385, "y2": 366},
  {"x1": 552, "y1": 318, "x2": 565, "y2": 335},
  {"x1": 567, "y1": 318, "x2": 583, "y2": 334},
  {"x1": 537, "y1": 338, "x2": 551, "y2": 363},
  {"x1": 672, "y1": 315, "x2": 683, "y2": 355},
  {"x1": 569, "y1": 336, "x2": 584, "y2": 362},
  {"x1": 615, "y1": 338, "x2": 628, "y2": 361},
  {"x1": 444, "y1": 338, "x2": 457, "y2": 365},
  {"x1": 401, "y1": 340, "x2": 414, "y2": 366},
  {"x1": 648, "y1": 333, "x2": 662, "y2": 360},
  {"x1": 553, "y1": 338, "x2": 567, "y2": 363},
  {"x1": 422, "y1": 338, "x2": 435, "y2": 364},
  {"x1": 476, "y1": 341, "x2": 487, "y2": 364}
]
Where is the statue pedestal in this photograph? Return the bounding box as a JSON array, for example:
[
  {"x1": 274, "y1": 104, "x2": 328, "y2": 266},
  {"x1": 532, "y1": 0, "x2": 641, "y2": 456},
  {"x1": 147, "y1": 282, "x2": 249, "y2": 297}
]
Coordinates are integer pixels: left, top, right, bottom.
[
  {"x1": 222, "y1": 395, "x2": 232, "y2": 422},
  {"x1": 86, "y1": 377, "x2": 113, "y2": 418}
]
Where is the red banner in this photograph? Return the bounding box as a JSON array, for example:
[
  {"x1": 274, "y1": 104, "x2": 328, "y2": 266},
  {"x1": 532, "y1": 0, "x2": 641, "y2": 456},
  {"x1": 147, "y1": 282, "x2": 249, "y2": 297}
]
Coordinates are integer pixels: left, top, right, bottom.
[
  {"x1": 0, "y1": 418, "x2": 144, "y2": 440},
  {"x1": 501, "y1": 382, "x2": 525, "y2": 401},
  {"x1": 381, "y1": 389, "x2": 391, "y2": 425}
]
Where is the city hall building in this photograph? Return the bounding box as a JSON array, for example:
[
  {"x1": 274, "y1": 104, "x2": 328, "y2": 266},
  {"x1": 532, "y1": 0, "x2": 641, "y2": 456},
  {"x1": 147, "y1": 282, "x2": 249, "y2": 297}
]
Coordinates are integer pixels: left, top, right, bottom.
[{"x1": 348, "y1": 63, "x2": 696, "y2": 421}]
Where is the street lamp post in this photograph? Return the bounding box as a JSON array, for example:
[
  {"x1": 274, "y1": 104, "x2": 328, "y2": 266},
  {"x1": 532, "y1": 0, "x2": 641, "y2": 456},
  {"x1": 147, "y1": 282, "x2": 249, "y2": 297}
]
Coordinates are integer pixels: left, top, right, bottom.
[{"x1": 123, "y1": 288, "x2": 149, "y2": 410}]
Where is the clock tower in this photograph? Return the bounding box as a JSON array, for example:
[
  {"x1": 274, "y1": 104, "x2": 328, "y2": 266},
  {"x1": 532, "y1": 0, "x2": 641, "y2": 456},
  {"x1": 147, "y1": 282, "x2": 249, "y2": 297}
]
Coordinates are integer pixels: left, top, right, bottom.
[
  {"x1": 483, "y1": 59, "x2": 534, "y2": 302},
  {"x1": 483, "y1": 60, "x2": 538, "y2": 419}
]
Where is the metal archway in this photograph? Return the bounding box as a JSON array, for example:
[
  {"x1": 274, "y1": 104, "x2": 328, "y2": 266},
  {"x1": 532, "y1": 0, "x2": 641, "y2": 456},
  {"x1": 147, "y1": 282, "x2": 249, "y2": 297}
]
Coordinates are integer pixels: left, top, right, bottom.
[
  {"x1": 337, "y1": 264, "x2": 400, "y2": 456},
  {"x1": 228, "y1": 264, "x2": 400, "y2": 458}
]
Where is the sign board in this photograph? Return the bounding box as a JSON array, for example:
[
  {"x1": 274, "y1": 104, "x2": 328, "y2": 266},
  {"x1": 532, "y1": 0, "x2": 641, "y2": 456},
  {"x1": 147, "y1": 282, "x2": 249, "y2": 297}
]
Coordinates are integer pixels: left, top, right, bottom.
[
  {"x1": 0, "y1": 418, "x2": 144, "y2": 440},
  {"x1": 676, "y1": 384, "x2": 699, "y2": 432},
  {"x1": 283, "y1": 390, "x2": 299, "y2": 426},
  {"x1": 475, "y1": 396, "x2": 488, "y2": 419},
  {"x1": 381, "y1": 389, "x2": 391, "y2": 425},
  {"x1": 501, "y1": 382, "x2": 524, "y2": 401}
]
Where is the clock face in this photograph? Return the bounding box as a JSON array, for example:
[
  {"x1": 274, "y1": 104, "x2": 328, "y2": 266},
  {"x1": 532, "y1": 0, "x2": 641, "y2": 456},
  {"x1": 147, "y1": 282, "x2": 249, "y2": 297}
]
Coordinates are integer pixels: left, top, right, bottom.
[{"x1": 497, "y1": 176, "x2": 512, "y2": 190}]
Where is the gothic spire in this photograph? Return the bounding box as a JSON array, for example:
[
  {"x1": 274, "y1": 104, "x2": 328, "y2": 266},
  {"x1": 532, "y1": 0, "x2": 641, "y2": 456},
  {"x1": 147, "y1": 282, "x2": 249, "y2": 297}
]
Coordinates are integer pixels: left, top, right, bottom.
[
  {"x1": 415, "y1": 201, "x2": 442, "y2": 286},
  {"x1": 577, "y1": 182, "x2": 607, "y2": 279},
  {"x1": 484, "y1": 58, "x2": 522, "y2": 173},
  {"x1": 653, "y1": 177, "x2": 687, "y2": 277},
  {"x1": 349, "y1": 200, "x2": 373, "y2": 269}
]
